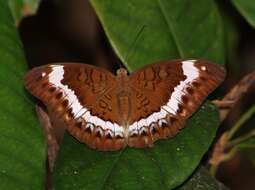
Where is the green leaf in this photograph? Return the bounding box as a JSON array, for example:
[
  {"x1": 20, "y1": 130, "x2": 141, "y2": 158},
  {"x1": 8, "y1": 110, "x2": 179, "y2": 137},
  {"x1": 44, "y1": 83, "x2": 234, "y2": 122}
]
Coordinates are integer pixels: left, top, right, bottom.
[
  {"x1": 177, "y1": 166, "x2": 228, "y2": 190},
  {"x1": 8, "y1": 0, "x2": 40, "y2": 23},
  {"x1": 54, "y1": 102, "x2": 220, "y2": 190},
  {"x1": 236, "y1": 136, "x2": 255, "y2": 150},
  {"x1": 90, "y1": 0, "x2": 225, "y2": 72},
  {"x1": 231, "y1": 0, "x2": 255, "y2": 28},
  {"x1": 53, "y1": 1, "x2": 224, "y2": 189},
  {"x1": 0, "y1": 1, "x2": 46, "y2": 190}
]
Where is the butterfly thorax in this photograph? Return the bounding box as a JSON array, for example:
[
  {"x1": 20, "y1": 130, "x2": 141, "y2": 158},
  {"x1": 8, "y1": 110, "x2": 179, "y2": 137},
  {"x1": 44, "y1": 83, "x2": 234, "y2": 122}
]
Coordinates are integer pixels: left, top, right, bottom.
[{"x1": 116, "y1": 68, "x2": 132, "y2": 128}]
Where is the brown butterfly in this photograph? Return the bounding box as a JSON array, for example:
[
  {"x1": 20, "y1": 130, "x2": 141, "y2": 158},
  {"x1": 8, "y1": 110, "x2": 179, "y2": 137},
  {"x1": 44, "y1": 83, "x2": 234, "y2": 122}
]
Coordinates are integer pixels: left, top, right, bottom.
[{"x1": 24, "y1": 59, "x2": 226, "y2": 151}]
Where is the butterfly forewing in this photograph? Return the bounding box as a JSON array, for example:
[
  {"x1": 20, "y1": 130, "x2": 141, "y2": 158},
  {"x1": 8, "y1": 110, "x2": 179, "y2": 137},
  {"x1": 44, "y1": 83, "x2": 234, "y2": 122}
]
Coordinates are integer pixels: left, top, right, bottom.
[
  {"x1": 25, "y1": 63, "x2": 127, "y2": 151},
  {"x1": 127, "y1": 59, "x2": 225, "y2": 148},
  {"x1": 25, "y1": 60, "x2": 226, "y2": 151}
]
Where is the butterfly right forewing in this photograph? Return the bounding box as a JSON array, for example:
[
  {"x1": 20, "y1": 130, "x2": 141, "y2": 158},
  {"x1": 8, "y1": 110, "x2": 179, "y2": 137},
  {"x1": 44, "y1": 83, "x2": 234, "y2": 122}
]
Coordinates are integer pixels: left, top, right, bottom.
[{"x1": 127, "y1": 59, "x2": 226, "y2": 148}]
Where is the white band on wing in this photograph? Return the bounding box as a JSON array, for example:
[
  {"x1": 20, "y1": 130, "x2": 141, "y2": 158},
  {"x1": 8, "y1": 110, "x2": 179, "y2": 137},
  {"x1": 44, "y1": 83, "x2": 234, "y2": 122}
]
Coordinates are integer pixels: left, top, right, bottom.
[
  {"x1": 48, "y1": 65, "x2": 123, "y2": 136},
  {"x1": 128, "y1": 60, "x2": 199, "y2": 135}
]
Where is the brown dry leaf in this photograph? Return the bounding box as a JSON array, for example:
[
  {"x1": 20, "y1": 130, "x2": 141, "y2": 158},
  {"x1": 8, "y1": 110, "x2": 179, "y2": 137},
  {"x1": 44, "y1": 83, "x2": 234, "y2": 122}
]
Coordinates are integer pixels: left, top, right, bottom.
[
  {"x1": 36, "y1": 105, "x2": 59, "y2": 172},
  {"x1": 209, "y1": 133, "x2": 229, "y2": 167},
  {"x1": 213, "y1": 70, "x2": 255, "y2": 121},
  {"x1": 21, "y1": 4, "x2": 31, "y2": 17}
]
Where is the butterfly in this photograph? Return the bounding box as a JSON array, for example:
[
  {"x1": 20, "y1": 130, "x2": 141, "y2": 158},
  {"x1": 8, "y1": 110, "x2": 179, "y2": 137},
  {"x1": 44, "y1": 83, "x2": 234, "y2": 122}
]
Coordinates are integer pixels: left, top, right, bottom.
[{"x1": 24, "y1": 59, "x2": 226, "y2": 151}]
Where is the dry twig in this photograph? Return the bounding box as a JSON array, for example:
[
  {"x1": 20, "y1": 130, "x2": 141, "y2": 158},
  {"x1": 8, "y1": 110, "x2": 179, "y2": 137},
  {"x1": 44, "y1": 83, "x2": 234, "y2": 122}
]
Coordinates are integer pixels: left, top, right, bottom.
[
  {"x1": 213, "y1": 71, "x2": 255, "y2": 121},
  {"x1": 36, "y1": 106, "x2": 59, "y2": 172}
]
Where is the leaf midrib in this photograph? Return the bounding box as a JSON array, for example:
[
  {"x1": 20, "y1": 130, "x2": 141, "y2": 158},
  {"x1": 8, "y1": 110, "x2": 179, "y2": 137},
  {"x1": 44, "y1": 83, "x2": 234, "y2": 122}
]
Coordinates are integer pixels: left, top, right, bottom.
[{"x1": 97, "y1": 149, "x2": 126, "y2": 190}]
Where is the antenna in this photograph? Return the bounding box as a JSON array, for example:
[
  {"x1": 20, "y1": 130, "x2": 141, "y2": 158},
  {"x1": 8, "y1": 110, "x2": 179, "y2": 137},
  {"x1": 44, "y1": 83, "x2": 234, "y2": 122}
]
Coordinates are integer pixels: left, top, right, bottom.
[{"x1": 123, "y1": 25, "x2": 147, "y2": 67}]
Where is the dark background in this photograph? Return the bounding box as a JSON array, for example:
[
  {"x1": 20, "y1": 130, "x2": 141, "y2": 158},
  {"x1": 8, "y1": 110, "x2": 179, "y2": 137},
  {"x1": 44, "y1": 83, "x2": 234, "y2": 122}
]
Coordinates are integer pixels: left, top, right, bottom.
[{"x1": 18, "y1": 0, "x2": 255, "y2": 189}]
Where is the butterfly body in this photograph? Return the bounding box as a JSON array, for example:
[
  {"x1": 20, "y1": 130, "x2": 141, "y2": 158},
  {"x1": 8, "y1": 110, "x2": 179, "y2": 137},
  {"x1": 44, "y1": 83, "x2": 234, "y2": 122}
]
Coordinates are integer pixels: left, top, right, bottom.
[{"x1": 25, "y1": 59, "x2": 226, "y2": 151}]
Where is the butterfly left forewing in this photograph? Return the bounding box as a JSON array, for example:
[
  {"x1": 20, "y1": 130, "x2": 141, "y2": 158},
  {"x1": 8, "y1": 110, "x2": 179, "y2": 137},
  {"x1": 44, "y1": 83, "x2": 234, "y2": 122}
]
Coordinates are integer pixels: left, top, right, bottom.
[
  {"x1": 127, "y1": 59, "x2": 226, "y2": 147},
  {"x1": 25, "y1": 63, "x2": 116, "y2": 115},
  {"x1": 25, "y1": 63, "x2": 128, "y2": 151}
]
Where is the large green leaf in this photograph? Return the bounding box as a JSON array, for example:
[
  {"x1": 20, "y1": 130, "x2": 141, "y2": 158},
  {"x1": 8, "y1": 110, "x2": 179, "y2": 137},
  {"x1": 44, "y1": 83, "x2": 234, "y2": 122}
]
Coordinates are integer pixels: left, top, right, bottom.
[
  {"x1": 53, "y1": 0, "x2": 224, "y2": 189},
  {"x1": 54, "y1": 0, "x2": 224, "y2": 190},
  {"x1": 177, "y1": 167, "x2": 228, "y2": 190},
  {"x1": 231, "y1": 0, "x2": 255, "y2": 28},
  {"x1": 0, "y1": 1, "x2": 45, "y2": 190},
  {"x1": 91, "y1": 0, "x2": 225, "y2": 71},
  {"x1": 54, "y1": 102, "x2": 220, "y2": 189},
  {"x1": 8, "y1": 0, "x2": 40, "y2": 23}
]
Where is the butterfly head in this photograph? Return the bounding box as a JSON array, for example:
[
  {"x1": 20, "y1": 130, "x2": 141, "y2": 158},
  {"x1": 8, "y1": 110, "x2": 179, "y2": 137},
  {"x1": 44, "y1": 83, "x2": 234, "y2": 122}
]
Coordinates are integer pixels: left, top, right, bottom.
[{"x1": 116, "y1": 68, "x2": 128, "y2": 77}]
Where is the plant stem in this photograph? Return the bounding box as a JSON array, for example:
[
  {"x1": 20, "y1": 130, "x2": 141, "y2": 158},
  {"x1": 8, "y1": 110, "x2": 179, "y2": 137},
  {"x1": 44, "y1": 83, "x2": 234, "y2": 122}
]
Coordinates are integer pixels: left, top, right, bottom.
[
  {"x1": 210, "y1": 165, "x2": 218, "y2": 177},
  {"x1": 210, "y1": 104, "x2": 255, "y2": 176},
  {"x1": 227, "y1": 104, "x2": 255, "y2": 140},
  {"x1": 227, "y1": 130, "x2": 255, "y2": 148},
  {"x1": 209, "y1": 148, "x2": 238, "y2": 176}
]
